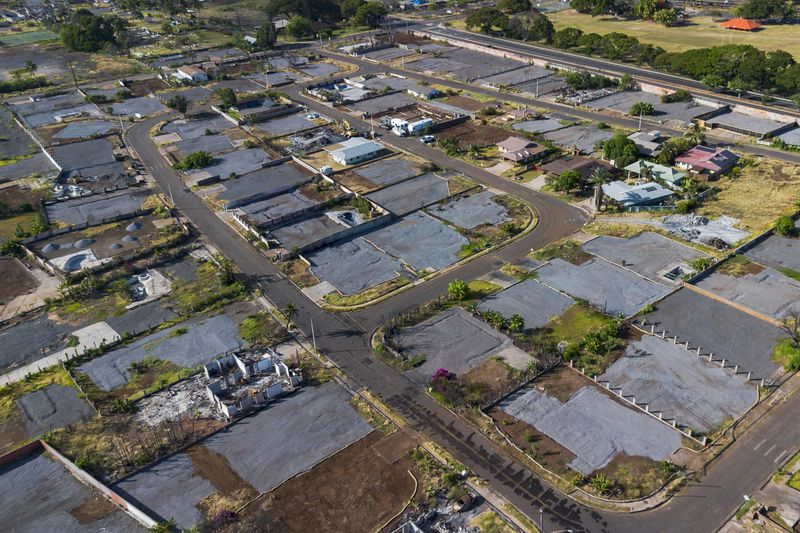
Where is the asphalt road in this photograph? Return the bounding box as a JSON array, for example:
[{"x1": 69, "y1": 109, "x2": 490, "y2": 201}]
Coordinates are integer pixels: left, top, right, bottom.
[{"x1": 127, "y1": 110, "x2": 800, "y2": 532}]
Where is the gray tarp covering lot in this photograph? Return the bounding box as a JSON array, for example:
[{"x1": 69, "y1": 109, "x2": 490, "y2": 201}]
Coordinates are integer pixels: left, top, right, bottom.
[
  {"x1": 0, "y1": 153, "x2": 57, "y2": 182},
  {"x1": 157, "y1": 86, "x2": 210, "y2": 103},
  {"x1": 299, "y1": 62, "x2": 341, "y2": 77},
  {"x1": 78, "y1": 313, "x2": 243, "y2": 391},
  {"x1": 49, "y1": 137, "x2": 116, "y2": 172},
  {"x1": 241, "y1": 190, "x2": 316, "y2": 226},
  {"x1": 645, "y1": 288, "x2": 782, "y2": 380},
  {"x1": 501, "y1": 386, "x2": 682, "y2": 474},
  {"x1": 11, "y1": 92, "x2": 85, "y2": 117},
  {"x1": 114, "y1": 382, "x2": 371, "y2": 529},
  {"x1": 45, "y1": 190, "x2": 150, "y2": 225},
  {"x1": 0, "y1": 107, "x2": 36, "y2": 158},
  {"x1": 366, "y1": 172, "x2": 450, "y2": 216},
  {"x1": 582, "y1": 232, "x2": 708, "y2": 283},
  {"x1": 476, "y1": 64, "x2": 552, "y2": 86},
  {"x1": 600, "y1": 335, "x2": 757, "y2": 432},
  {"x1": 111, "y1": 96, "x2": 165, "y2": 117},
  {"x1": 427, "y1": 190, "x2": 509, "y2": 229},
  {"x1": 477, "y1": 279, "x2": 573, "y2": 330},
  {"x1": 543, "y1": 125, "x2": 613, "y2": 154},
  {"x1": 3, "y1": 452, "x2": 144, "y2": 532},
  {"x1": 16, "y1": 384, "x2": 94, "y2": 437},
  {"x1": 363, "y1": 47, "x2": 415, "y2": 61},
  {"x1": 254, "y1": 113, "x2": 316, "y2": 136},
  {"x1": 536, "y1": 257, "x2": 671, "y2": 317},
  {"x1": 694, "y1": 268, "x2": 800, "y2": 320},
  {"x1": 161, "y1": 115, "x2": 232, "y2": 140},
  {"x1": 23, "y1": 104, "x2": 104, "y2": 127},
  {"x1": 307, "y1": 236, "x2": 404, "y2": 295},
  {"x1": 175, "y1": 133, "x2": 233, "y2": 155},
  {"x1": 399, "y1": 307, "x2": 523, "y2": 384},
  {"x1": 189, "y1": 148, "x2": 270, "y2": 179},
  {"x1": 217, "y1": 163, "x2": 314, "y2": 208},
  {"x1": 106, "y1": 300, "x2": 178, "y2": 337},
  {"x1": 364, "y1": 211, "x2": 467, "y2": 270},
  {"x1": 513, "y1": 118, "x2": 566, "y2": 134},
  {"x1": 53, "y1": 120, "x2": 116, "y2": 140},
  {"x1": 349, "y1": 93, "x2": 417, "y2": 116},
  {"x1": 355, "y1": 158, "x2": 421, "y2": 187},
  {"x1": 0, "y1": 314, "x2": 71, "y2": 373},
  {"x1": 744, "y1": 234, "x2": 800, "y2": 272},
  {"x1": 585, "y1": 91, "x2": 714, "y2": 124},
  {"x1": 269, "y1": 212, "x2": 347, "y2": 250}
]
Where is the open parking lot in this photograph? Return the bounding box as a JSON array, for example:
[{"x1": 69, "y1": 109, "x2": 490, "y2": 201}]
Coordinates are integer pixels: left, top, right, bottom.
[
  {"x1": 399, "y1": 307, "x2": 530, "y2": 384},
  {"x1": 600, "y1": 335, "x2": 757, "y2": 433},
  {"x1": 478, "y1": 279, "x2": 573, "y2": 330},
  {"x1": 694, "y1": 267, "x2": 800, "y2": 320},
  {"x1": 536, "y1": 257, "x2": 671, "y2": 317},
  {"x1": 744, "y1": 234, "x2": 800, "y2": 272},
  {"x1": 364, "y1": 211, "x2": 467, "y2": 271},
  {"x1": 500, "y1": 385, "x2": 682, "y2": 475},
  {"x1": 114, "y1": 382, "x2": 371, "y2": 529},
  {"x1": 427, "y1": 190, "x2": 509, "y2": 229},
  {"x1": 645, "y1": 288, "x2": 783, "y2": 380},
  {"x1": 365, "y1": 173, "x2": 450, "y2": 216},
  {"x1": 307, "y1": 237, "x2": 405, "y2": 295},
  {"x1": 582, "y1": 232, "x2": 708, "y2": 284},
  {"x1": 543, "y1": 125, "x2": 613, "y2": 154},
  {"x1": 2, "y1": 450, "x2": 143, "y2": 532}
]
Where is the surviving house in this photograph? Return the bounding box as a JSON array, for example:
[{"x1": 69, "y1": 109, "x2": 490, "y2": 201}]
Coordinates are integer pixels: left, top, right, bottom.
[
  {"x1": 627, "y1": 130, "x2": 664, "y2": 156},
  {"x1": 602, "y1": 180, "x2": 674, "y2": 207},
  {"x1": 173, "y1": 65, "x2": 208, "y2": 83},
  {"x1": 624, "y1": 160, "x2": 686, "y2": 189},
  {"x1": 327, "y1": 137, "x2": 386, "y2": 165},
  {"x1": 675, "y1": 145, "x2": 739, "y2": 177},
  {"x1": 540, "y1": 155, "x2": 615, "y2": 182},
  {"x1": 497, "y1": 136, "x2": 548, "y2": 164}
]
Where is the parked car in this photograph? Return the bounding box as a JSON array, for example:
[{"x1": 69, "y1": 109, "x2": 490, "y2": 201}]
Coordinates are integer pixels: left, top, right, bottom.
[
  {"x1": 306, "y1": 113, "x2": 320, "y2": 120},
  {"x1": 453, "y1": 492, "x2": 476, "y2": 513},
  {"x1": 420, "y1": 135, "x2": 435, "y2": 144}
]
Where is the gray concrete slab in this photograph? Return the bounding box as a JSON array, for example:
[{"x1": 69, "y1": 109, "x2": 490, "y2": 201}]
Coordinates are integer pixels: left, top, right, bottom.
[
  {"x1": 53, "y1": 120, "x2": 116, "y2": 140},
  {"x1": 501, "y1": 386, "x2": 682, "y2": 474},
  {"x1": 600, "y1": 335, "x2": 757, "y2": 432},
  {"x1": 0, "y1": 152, "x2": 57, "y2": 182},
  {"x1": 366, "y1": 172, "x2": 449, "y2": 216},
  {"x1": 349, "y1": 93, "x2": 417, "y2": 116},
  {"x1": 189, "y1": 148, "x2": 270, "y2": 179},
  {"x1": 513, "y1": 118, "x2": 566, "y2": 134},
  {"x1": 45, "y1": 190, "x2": 149, "y2": 225},
  {"x1": 543, "y1": 125, "x2": 613, "y2": 154},
  {"x1": 694, "y1": 268, "x2": 800, "y2": 320},
  {"x1": 78, "y1": 313, "x2": 243, "y2": 391},
  {"x1": 355, "y1": 157, "x2": 421, "y2": 187},
  {"x1": 477, "y1": 279, "x2": 573, "y2": 330},
  {"x1": 254, "y1": 113, "x2": 316, "y2": 136},
  {"x1": 427, "y1": 190, "x2": 509, "y2": 229},
  {"x1": 114, "y1": 382, "x2": 371, "y2": 529},
  {"x1": 161, "y1": 115, "x2": 232, "y2": 140},
  {"x1": 50, "y1": 138, "x2": 116, "y2": 172},
  {"x1": 106, "y1": 300, "x2": 178, "y2": 337},
  {"x1": 744, "y1": 234, "x2": 800, "y2": 272},
  {"x1": 270, "y1": 212, "x2": 347, "y2": 250},
  {"x1": 0, "y1": 314, "x2": 71, "y2": 373},
  {"x1": 111, "y1": 97, "x2": 165, "y2": 117},
  {"x1": 645, "y1": 288, "x2": 783, "y2": 380},
  {"x1": 16, "y1": 384, "x2": 94, "y2": 437},
  {"x1": 399, "y1": 307, "x2": 520, "y2": 383},
  {"x1": 241, "y1": 190, "x2": 316, "y2": 226},
  {"x1": 308, "y1": 236, "x2": 405, "y2": 295},
  {"x1": 175, "y1": 134, "x2": 232, "y2": 155},
  {"x1": 536, "y1": 258, "x2": 670, "y2": 317},
  {"x1": 365, "y1": 211, "x2": 467, "y2": 271},
  {"x1": 299, "y1": 62, "x2": 341, "y2": 78},
  {"x1": 217, "y1": 163, "x2": 314, "y2": 208},
  {"x1": 582, "y1": 232, "x2": 708, "y2": 283},
  {"x1": 3, "y1": 452, "x2": 144, "y2": 532}
]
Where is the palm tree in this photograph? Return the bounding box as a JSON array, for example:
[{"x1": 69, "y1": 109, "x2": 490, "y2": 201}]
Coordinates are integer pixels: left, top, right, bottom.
[
  {"x1": 282, "y1": 302, "x2": 298, "y2": 329},
  {"x1": 588, "y1": 167, "x2": 612, "y2": 213},
  {"x1": 686, "y1": 122, "x2": 705, "y2": 145},
  {"x1": 24, "y1": 60, "x2": 37, "y2": 78},
  {"x1": 447, "y1": 279, "x2": 468, "y2": 301},
  {"x1": 467, "y1": 143, "x2": 482, "y2": 160}
]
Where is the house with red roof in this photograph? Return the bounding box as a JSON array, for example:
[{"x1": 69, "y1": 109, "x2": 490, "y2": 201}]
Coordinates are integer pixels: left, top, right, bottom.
[
  {"x1": 720, "y1": 18, "x2": 761, "y2": 31},
  {"x1": 675, "y1": 145, "x2": 740, "y2": 177}
]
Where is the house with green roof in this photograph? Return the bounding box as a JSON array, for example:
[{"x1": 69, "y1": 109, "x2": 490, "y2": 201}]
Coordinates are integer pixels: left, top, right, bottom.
[{"x1": 624, "y1": 160, "x2": 686, "y2": 189}]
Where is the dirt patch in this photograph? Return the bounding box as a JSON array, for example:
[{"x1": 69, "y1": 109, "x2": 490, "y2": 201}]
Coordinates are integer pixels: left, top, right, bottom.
[
  {"x1": 444, "y1": 95, "x2": 491, "y2": 112},
  {"x1": 438, "y1": 121, "x2": 510, "y2": 149},
  {"x1": 69, "y1": 493, "x2": 117, "y2": 524},
  {"x1": 717, "y1": 255, "x2": 765, "y2": 277},
  {"x1": 533, "y1": 365, "x2": 586, "y2": 403},
  {"x1": 125, "y1": 77, "x2": 170, "y2": 97},
  {"x1": 228, "y1": 431, "x2": 417, "y2": 533},
  {"x1": 590, "y1": 453, "x2": 667, "y2": 500},
  {"x1": 0, "y1": 185, "x2": 45, "y2": 213},
  {"x1": 0, "y1": 407, "x2": 29, "y2": 454},
  {"x1": 187, "y1": 444, "x2": 257, "y2": 498},
  {"x1": 0, "y1": 257, "x2": 38, "y2": 302},
  {"x1": 462, "y1": 357, "x2": 524, "y2": 406}
]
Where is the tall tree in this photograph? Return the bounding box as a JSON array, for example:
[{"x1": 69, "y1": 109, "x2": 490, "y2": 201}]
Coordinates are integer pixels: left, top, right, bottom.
[
  {"x1": 253, "y1": 20, "x2": 277, "y2": 51},
  {"x1": 353, "y1": 1, "x2": 387, "y2": 28}
]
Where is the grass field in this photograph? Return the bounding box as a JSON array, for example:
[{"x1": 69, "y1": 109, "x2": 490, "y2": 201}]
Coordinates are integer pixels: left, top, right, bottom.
[
  {"x1": 0, "y1": 30, "x2": 59, "y2": 47},
  {"x1": 549, "y1": 11, "x2": 800, "y2": 59}
]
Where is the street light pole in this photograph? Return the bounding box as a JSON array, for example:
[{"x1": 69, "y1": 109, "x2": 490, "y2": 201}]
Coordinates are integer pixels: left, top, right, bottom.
[{"x1": 539, "y1": 508, "x2": 544, "y2": 533}]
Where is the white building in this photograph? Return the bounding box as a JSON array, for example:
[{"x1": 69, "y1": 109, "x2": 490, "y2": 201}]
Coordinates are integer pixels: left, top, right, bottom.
[
  {"x1": 173, "y1": 65, "x2": 208, "y2": 83},
  {"x1": 328, "y1": 137, "x2": 385, "y2": 165}
]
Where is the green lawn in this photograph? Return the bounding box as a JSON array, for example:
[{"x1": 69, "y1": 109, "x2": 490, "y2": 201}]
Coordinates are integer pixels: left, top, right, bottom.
[
  {"x1": 545, "y1": 303, "x2": 612, "y2": 344},
  {"x1": 550, "y1": 11, "x2": 800, "y2": 59},
  {"x1": 0, "y1": 212, "x2": 36, "y2": 241},
  {"x1": 0, "y1": 30, "x2": 59, "y2": 47}
]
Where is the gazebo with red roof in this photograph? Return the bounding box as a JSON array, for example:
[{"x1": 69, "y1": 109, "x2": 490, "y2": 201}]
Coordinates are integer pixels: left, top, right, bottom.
[{"x1": 720, "y1": 18, "x2": 762, "y2": 31}]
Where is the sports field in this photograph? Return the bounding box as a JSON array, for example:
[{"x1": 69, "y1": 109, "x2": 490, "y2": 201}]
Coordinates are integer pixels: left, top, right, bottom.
[
  {"x1": 550, "y1": 11, "x2": 800, "y2": 58},
  {"x1": 0, "y1": 31, "x2": 58, "y2": 47}
]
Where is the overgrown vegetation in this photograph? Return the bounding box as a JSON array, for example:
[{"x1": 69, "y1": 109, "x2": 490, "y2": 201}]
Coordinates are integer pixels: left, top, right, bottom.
[{"x1": 238, "y1": 312, "x2": 286, "y2": 346}]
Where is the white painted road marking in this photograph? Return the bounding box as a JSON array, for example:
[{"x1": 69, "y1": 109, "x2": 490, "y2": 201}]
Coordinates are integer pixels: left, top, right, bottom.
[
  {"x1": 774, "y1": 450, "x2": 788, "y2": 463},
  {"x1": 754, "y1": 438, "x2": 767, "y2": 451},
  {"x1": 764, "y1": 444, "x2": 776, "y2": 457}
]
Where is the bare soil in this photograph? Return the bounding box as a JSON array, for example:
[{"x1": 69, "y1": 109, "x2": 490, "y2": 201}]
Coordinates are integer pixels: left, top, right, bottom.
[
  {"x1": 126, "y1": 77, "x2": 170, "y2": 97},
  {"x1": 0, "y1": 185, "x2": 46, "y2": 213},
  {"x1": 590, "y1": 453, "x2": 666, "y2": 499},
  {"x1": 0, "y1": 257, "x2": 38, "y2": 302},
  {"x1": 228, "y1": 431, "x2": 418, "y2": 533},
  {"x1": 0, "y1": 407, "x2": 29, "y2": 454},
  {"x1": 438, "y1": 121, "x2": 511, "y2": 149},
  {"x1": 462, "y1": 357, "x2": 523, "y2": 407},
  {"x1": 69, "y1": 493, "x2": 117, "y2": 524},
  {"x1": 444, "y1": 95, "x2": 492, "y2": 112}
]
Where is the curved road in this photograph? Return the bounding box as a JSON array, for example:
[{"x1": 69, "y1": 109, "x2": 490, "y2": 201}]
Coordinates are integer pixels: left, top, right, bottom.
[{"x1": 127, "y1": 111, "x2": 800, "y2": 532}]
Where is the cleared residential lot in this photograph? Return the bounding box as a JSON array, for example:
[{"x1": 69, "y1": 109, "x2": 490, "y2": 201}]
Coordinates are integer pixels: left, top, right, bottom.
[
  {"x1": 427, "y1": 190, "x2": 509, "y2": 229},
  {"x1": 536, "y1": 257, "x2": 671, "y2": 317},
  {"x1": 353, "y1": 157, "x2": 422, "y2": 189},
  {"x1": 214, "y1": 163, "x2": 314, "y2": 208},
  {"x1": 600, "y1": 335, "x2": 757, "y2": 433},
  {"x1": 585, "y1": 91, "x2": 714, "y2": 124},
  {"x1": 365, "y1": 172, "x2": 450, "y2": 216},
  {"x1": 254, "y1": 113, "x2": 316, "y2": 136},
  {"x1": 348, "y1": 93, "x2": 416, "y2": 116},
  {"x1": 744, "y1": 234, "x2": 800, "y2": 272},
  {"x1": 478, "y1": 279, "x2": 573, "y2": 330},
  {"x1": 500, "y1": 385, "x2": 681, "y2": 475},
  {"x1": 694, "y1": 267, "x2": 800, "y2": 320},
  {"x1": 45, "y1": 189, "x2": 152, "y2": 226},
  {"x1": 307, "y1": 237, "x2": 405, "y2": 295},
  {"x1": 543, "y1": 125, "x2": 613, "y2": 154},
  {"x1": 399, "y1": 307, "x2": 530, "y2": 384},
  {"x1": 645, "y1": 288, "x2": 783, "y2": 380},
  {"x1": 0, "y1": 314, "x2": 73, "y2": 373},
  {"x1": 582, "y1": 232, "x2": 708, "y2": 283},
  {"x1": 188, "y1": 148, "x2": 271, "y2": 179},
  {"x1": 114, "y1": 382, "x2": 371, "y2": 529}
]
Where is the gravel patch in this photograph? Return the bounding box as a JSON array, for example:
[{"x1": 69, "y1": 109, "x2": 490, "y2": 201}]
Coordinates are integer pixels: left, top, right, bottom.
[
  {"x1": 694, "y1": 268, "x2": 800, "y2": 320},
  {"x1": 501, "y1": 386, "x2": 681, "y2": 474},
  {"x1": 364, "y1": 211, "x2": 467, "y2": 271},
  {"x1": 366, "y1": 172, "x2": 449, "y2": 216},
  {"x1": 16, "y1": 384, "x2": 94, "y2": 437},
  {"x1": 307, "y1": 237, "x2": 405, "y2": 295},
  {"x1": 477, "y1": 279, "x2": 573, "y2": 330},
  {"x1": 427, "y1": 190, "x2": 509, "y2": 229},
  {"x1": 536, "y1": 258, "x2": 670, "y2": 317},
  {"x1": 600, "y1": 335, "x2": 757, "y2": 432}
]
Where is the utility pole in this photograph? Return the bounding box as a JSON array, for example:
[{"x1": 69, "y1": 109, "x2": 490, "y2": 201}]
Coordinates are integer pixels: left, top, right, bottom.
[
  {"x1": 310, "y1": 316, "x2": 317, "y2": 354},
  {"x1": 67, "y1": 55, "x2": 79, "y2": 92}
]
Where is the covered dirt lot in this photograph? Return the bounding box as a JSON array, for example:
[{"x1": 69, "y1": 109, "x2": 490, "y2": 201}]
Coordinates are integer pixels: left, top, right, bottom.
[
  {"x1": 228, "y1": 430, "x2": 418, "y2": 532},
  {"x1": 437, "y1": 121, "x2": 511, "y2": 149},
  {"x1": 0, "y1": 258, "x2": 38, "y2": 303}
]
